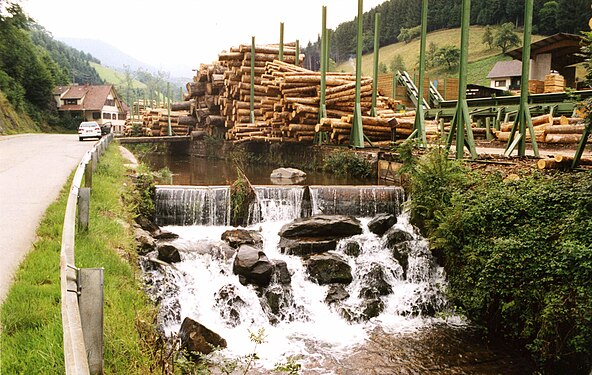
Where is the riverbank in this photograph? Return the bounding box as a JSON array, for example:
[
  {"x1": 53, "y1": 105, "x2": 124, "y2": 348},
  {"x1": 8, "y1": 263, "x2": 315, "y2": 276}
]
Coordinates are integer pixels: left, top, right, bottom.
[{"x1": 0, "y1": 144, "x2": 157, "y2": 373}]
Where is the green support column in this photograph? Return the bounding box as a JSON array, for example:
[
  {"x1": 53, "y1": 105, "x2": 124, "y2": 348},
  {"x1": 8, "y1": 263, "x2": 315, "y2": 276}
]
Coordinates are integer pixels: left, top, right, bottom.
[
  {"x1": 295, "y1": 40, "x2": 300, "y2": 67},
  {"x1": 371, "y1": 13, "x2": 380, "y2": 117},
  {"x1": 279, "y1": 22, "x2": 284, "y2": 61},
  {"x1": 180, "y1": 87, "x2": 183, "y2": 102},
  {"x1": 319, "y1": 6, "x2": 328, "y2": 121},
  {"x1": 250, "y1": 36, "x2": 256, "y2": 123},
  {"x1": 504, "y1": 0, "x2": 539, "y2": 158},
  {"x1": 413, "y1": 0, "x2": 428, "y2": 145},
  {"x1": 350, "y1": 0, "x2": 365, "y2": 148},
  {"x1": 392, "y1": 72, "x2": 397, "y2": 100},
  {"x1": 446, "y1": 0, "x2": 477, "y2": 159},
  {"x1": 167, "y1": 82, "x2": 172, "y2": 136}
]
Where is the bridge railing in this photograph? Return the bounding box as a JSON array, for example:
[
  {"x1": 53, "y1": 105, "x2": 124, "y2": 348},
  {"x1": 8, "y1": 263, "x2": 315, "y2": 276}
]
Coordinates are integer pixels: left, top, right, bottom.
[{"x1": 60, "y1": 133, "x2": 113, "y2": 374}]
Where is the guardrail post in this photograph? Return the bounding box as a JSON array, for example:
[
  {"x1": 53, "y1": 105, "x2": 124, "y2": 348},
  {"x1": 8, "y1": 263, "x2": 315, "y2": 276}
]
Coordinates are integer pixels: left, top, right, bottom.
[
  {"x1": 78, "y1": 268, "x2": 104, "y2": 375},
  {"x1": 77, "y1": 187, "x2": 90, "y2": 232},
  {"x1": 84, "y1": 162, "x2": 93, "y2": 189},
  {"x1": 91, "y1": 150, "x2": 98, "y2": 172}
]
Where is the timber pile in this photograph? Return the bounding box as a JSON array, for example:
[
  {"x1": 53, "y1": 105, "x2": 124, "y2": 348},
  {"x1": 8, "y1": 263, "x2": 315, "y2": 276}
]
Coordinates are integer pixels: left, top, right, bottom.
[
  {"x1": 495, "y1": 114, "x2": 589, "y2": 144},
  {"x1": 537, "y1": 154, "x2": 592, "y2": 169},
  {"x1": 156, "y1": 110, "x2": 193, "y2": 136},
  {"x1": 185, "y1": 62, "x2": 228, "y2": 137},
  {"x1": 544, "y1": 73, "x2": 565, "y2": 93}
]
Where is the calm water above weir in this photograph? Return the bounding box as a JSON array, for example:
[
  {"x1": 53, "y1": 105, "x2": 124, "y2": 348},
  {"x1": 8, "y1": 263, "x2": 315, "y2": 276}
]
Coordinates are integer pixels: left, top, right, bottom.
[
  {"x1": 140, "y1": 153, "x2": 379, "y2": 185},
  {"x1": 141, "y1": 182, "x2": 535, "y2": 374}
]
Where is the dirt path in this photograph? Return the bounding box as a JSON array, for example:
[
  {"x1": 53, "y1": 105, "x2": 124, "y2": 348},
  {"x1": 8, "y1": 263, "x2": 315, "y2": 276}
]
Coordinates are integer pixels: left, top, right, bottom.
[{"x1": 0, "y1": 134, "x2": 95, "y2": 304}]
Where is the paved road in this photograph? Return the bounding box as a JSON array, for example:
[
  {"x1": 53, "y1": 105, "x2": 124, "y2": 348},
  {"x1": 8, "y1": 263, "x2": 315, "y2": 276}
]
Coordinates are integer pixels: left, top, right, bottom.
[{"x1": 0, "y1": 134, "x2": 95, "y2": 304}]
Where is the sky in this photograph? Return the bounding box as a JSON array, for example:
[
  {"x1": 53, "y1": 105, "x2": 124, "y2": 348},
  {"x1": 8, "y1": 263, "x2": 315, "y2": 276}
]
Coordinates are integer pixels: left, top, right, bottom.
[{"x1": 21, "y1": 0, "x2": 386, "y2": 77}]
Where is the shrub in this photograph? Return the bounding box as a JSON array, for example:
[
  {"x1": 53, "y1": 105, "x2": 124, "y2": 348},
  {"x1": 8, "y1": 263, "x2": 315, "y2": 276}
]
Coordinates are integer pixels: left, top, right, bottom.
[{"x1": 323, "y1": 150, "x2": 374, "y2": 179}]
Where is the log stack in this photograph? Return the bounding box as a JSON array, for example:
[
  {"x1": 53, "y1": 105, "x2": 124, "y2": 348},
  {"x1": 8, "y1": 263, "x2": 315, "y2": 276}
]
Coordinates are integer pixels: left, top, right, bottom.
[
  {"x1": 544, "y1": 73, "x2": 565, "y2": 93},
  {"x1": 495, "y1": 114, "x2": 588, "y2": 144}
]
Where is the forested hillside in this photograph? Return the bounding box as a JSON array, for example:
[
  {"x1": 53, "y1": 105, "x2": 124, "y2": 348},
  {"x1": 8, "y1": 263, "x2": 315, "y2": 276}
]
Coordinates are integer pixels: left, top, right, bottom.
[{"x1": 303, "y1": 0, "x2": 592, "y2": 69}]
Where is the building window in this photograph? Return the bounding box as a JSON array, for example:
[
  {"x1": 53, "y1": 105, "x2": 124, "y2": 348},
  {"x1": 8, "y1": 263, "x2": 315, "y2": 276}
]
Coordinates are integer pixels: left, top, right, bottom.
[
  {"x1": 105, "y1": 99, "x2": 115, "y2": 106},
  {"x1": 92, "y1": 112, "x2": 101, "y2": 119},
  {"x1": 494, "y1": 80, "x2": 506, "y2": 88},
  {"x1": 102, "y1": 113, "x2": 111, "y2": 119},
  {"x1": 63, "y1": 99, "x2": 78, "y2": 105}
]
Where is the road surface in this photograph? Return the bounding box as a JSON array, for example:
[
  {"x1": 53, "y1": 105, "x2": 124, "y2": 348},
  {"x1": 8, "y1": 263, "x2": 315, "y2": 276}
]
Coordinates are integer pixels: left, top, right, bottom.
[{"x1": 0, "y1": 134, "x2": 95, "y2": 304}]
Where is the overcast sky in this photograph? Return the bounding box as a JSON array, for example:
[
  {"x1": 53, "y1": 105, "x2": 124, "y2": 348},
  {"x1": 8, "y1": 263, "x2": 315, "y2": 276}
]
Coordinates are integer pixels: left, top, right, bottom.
[{"x1": 21, "y1": 0, "x2": 386, "y2": 76}]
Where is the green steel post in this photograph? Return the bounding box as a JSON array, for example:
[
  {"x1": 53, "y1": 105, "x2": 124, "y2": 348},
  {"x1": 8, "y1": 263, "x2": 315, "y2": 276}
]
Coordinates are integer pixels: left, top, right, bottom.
[
  {"x1": 167, "y1": 82, "x2": 172, "y2": 136},
  {"x1": 250, "y1": 36, "x2": 256, "y2": 123},
  {"x1": 504, "y1": 0, "x2": 538, "y2": 157},
  {"x1": 414, "y1": 0, "x2": 428, "y2": 145},
  {"x1": 392, "y1": 72, "x2": 397, "y2": 100},
  {"x1": 180, "y1": 87, "x2": 183, "y2": 102},
  {"x1": 350, "y1": 0, "x2": 365, "y2": 148},
  {"x1": 371, "y1": 13, "x2": 380, "y2": 117},
  {"x1": 295, "y1": 40, "x2": 300, "y2": 67},
  {"x1": 446, "y1": 0, "x2": 477, "y2": 159},
  {"x1": 486, "y1": 117, "x2": 493, "y2": 140},
  {"x1": 572, "y1": 121, "x2": 591, "y2": 168},
  {"x1": 279, "y1": 22, "x2": 284, "y2": 61},
  {"x1": 319, "y1": 6, "x2": 328, "y2": 121}
]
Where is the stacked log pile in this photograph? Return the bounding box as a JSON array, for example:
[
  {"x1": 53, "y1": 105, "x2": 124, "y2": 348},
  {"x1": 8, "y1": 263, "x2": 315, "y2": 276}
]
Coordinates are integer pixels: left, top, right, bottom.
[
  {"x1": 537, "y1": 154, "x2": 592, "y2": 169},
  {"x1": 495, "y1": 114, "x2": 588, "y2": 144}
]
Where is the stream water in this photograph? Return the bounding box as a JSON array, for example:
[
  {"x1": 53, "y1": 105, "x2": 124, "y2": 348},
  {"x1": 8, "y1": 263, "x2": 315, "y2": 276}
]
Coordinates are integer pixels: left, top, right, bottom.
[{"x1": 141, "y1": 184, "x2": 535, "y2": 374}]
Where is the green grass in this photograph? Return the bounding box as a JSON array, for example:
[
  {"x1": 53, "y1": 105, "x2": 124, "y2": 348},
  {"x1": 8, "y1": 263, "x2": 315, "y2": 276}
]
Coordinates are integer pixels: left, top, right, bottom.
[
  {"x1": 1, "y1": 145, "x2": 156, "y2": 374},
  {"x1": 335, "y1": 25, "x2": 544, "y2": 86},
  {"x1": 91, "y1": 62, "x2": 147, "y2": 90},
  {"x1": 0, "y1": 90, "x2": 41, "y2": 134}
]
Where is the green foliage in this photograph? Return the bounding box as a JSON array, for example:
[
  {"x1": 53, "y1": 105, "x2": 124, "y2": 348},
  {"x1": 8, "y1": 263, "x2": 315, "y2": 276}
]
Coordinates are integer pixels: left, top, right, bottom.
[
  {"x1": 323, "y1": 150, "x2": 374, "y2": 179},
  {"x1": 230, "y1": 169, "x2": 255, "y2": 227},
  {"x1": 398, "y1": 25, "x2": 421, "y2": 44},
  {"x1": 129, "y1": 165, "x2": 156, "y2": 220},
  {"x1": 434, "y1": 45, "x2": 461, "y2": 70},
  {"x1": 378, "y1": 62, "x2": 388, "y2": 74},
  {"x1": 389, "y1": 54, "x2": 406, "y2": 73},
  {"x1": 405, "y1": 151, "x2": 592, "y2": 371},
  {"x1": 482, "y1": 25, "x2": 494, "y2": 49},
  {"x1": 537, "y1": 1, "x2": 559, "y2": 36},
  {"x1": 425, "y1": 42, "x2": 438, "y2": 69},
  {"x1": 494, "y1": 23, "x2": 521, "y2": 54}
]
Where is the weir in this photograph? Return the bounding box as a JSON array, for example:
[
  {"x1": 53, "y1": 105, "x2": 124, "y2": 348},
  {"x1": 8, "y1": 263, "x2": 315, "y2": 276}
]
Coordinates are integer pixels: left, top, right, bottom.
[{"x1": 154, "y1": 184, "x2": 405, "y2": 226}]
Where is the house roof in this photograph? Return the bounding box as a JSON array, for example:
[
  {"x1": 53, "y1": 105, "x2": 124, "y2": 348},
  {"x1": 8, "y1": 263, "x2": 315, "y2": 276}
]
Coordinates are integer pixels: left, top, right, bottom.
[
  {"x1": 506, "y1": 33, "x2": 583, "y2": 67},
  {"x1": 55, "y1": 85, "x2": 117, "y2": 111},
  {"x1": 487, "y1": 60, "x2": 523, "y2": 79}
]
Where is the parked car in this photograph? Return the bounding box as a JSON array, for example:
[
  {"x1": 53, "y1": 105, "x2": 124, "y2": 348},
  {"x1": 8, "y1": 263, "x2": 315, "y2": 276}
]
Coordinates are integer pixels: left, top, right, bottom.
[
  {"x1": 101, "y1": 122, "x2": 112, "y2": 136},
  {"x1": 78, "y1": 121, "x2": 101, "y2": 141}
]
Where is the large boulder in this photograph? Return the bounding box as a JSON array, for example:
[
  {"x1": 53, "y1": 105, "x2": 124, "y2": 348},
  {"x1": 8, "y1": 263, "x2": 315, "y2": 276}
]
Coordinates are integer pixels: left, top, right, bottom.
[
  {"x1": 232, "y1": 245, "x2": 274, "y2": 287},
  {"x1": 179, "y1": 317, "x2": 227, "y2": 357},
  {"x1": 391, "y1": 241, "x2": 414, "y2": 279},
  {"x1": 134, "y1": 227, "x2": 155, "y2": 255},
  {"x1": 342, "y1": 241, "x2": 362, "y2": 257},
  {"x1": 278, "y1": 237, "x2": 337, "y2": 256},
  {"x1": 325, "y1": 285, "x2": 350, "y2": 304},
  {"x1": 367, "y1": 214, "x2": 397, "y2": 236},
  {"x1": 270, "y1": 167, "x2": 306, "y2": 180},
  {"x1": 359, "y1": 264, "x2": 393, "y2": 299},
  {"x1": 384, "y1": 227, "x2": 413, "y2": 248},
  {"x1": 271, "y1": 259, "x2": 292, "y2": 285},
  {"x1": 221, "y1": 229, "x2": 263, "y2": 249},
  {"x1": 135, "y1": 215, "x2": 159, "y2": 234},
  {"x1": 279, "y1": 215, "x2": 363, "y2": 238},
  {"x1": 157, "y1": 243, "x2": 181, "y2": 263},
  {"x1": 305, "y1": 252, "x2": 353, "y2": 285}
]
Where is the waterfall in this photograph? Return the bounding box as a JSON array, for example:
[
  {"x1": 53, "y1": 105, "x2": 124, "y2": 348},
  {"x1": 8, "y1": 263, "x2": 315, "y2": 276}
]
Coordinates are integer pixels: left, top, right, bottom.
[
  {"x1": 154, "y1": 185, "x2": 231, "y2": 226},
  {"x1": 144, "y1": 186, "x2": 455, "y2": 371}
]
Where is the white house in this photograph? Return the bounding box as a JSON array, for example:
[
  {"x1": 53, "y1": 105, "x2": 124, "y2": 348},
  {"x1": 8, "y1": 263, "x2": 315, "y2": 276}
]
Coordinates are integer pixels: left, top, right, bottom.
[
  {"x1": 53, "y1": 84, "x2": 128, "y2": 134},
  {"x1": 486, "y1": 60, "x2": 522, "y2": 91}
]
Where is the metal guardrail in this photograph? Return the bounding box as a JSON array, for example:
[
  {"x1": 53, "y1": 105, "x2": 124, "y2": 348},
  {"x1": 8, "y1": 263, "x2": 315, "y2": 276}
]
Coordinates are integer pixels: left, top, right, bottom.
[{"x1": 60, "y1": 133, "x2": 113, "y2": 374}]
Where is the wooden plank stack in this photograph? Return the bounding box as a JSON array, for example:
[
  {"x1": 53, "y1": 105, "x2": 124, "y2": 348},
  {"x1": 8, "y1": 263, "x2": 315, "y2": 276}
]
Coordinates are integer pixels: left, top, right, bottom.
[
  {"x1": 495, "y1": 114, "x2": 588, "y2": 144},
  {"x1": 528, "y1": 80, "x2": 544, "y2": 94},
  {"x1": 544, "y1": 73, "x2": 565, "y2": 93}
]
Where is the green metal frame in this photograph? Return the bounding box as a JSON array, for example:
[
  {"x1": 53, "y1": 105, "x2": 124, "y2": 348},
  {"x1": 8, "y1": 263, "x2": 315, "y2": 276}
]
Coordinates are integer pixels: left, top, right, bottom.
[
  {"x1": 279, "y1": 22, "x2": 284, "y2": 61},
  {"x1": 413, "y1": 0, "x2": 428, "y2": 145},
  {"x1": 371, "y1": 13, "x2": 380, "y2": 117},
  {"x1": 504, "y1": 0, "x2": 539, "y2": 158},
  {"x1": 167, "y1": 82, "x2": 172, "y2": 136},
  {"x1": 250, "y1": 36, "x2": 255, "y2": 123},
  {"x1": 446, "y1": 0, "x2": 477, "y2": 159},
  {"x1": 572, "y1": 121, "x2": 591, "y2": 168},
  {"x1": 319, "y1": 6, "x2": 328, "y2": 121},
  {"x1": 350, "y1": 0, "x2": 365, "y2": 148},
  {"x1": 295, "y1": 40, "x2": 300, "y2": 67}
]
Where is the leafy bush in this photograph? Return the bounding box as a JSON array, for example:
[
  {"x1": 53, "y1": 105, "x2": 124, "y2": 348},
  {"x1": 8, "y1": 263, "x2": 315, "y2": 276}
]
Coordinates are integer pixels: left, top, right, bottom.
[
  {"x1": 397, "y1": 25, "x2": 421, "y2": 44},
  {"x1": 405, "y1": 150, "x2": 592, "y2": 372},
  {"x1": 323, "y1": 150, "x2": 374, "y2": 179}
]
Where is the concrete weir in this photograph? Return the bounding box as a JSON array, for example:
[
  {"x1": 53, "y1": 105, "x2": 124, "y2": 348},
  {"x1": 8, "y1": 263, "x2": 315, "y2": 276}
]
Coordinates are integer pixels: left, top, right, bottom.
[{"x1": 154, "y1": 185, "x2": 405, "y2": 226}]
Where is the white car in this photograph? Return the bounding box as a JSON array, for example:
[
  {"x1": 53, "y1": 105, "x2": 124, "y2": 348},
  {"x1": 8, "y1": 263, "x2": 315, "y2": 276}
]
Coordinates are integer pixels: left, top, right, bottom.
[{"x1": 78, "y1": 121, "x2": 102, "y2": 141}]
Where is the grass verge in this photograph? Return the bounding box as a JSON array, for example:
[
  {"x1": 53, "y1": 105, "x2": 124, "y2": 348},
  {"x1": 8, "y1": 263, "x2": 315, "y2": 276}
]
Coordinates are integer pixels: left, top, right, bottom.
[{"x1": 1, "y1": 143, "x2": 156, "y2": 374}]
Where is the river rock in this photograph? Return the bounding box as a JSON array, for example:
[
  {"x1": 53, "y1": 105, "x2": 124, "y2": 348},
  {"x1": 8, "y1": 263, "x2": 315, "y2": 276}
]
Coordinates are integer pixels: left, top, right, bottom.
[
  {"x1": 279, "y1": 215, "x2": 363, "y2": 238},
  {"x1": 272, "y1": 259, "x2": 292, "y2": 285},
  {"x1": 342, "y1": 241, "x2": 362, "y2": 257},
  {"x1": 278, "y1": 237, "x2": 337, "y2": 256},
  {"x1": 270, "y1": 167, "x2": 306, "y2": 180},
  {"x1": 135, "y1": 227, "x2": 155, "y2": 255},
  {"x1": 232, "y1": 245, "x2": 274, "y2": 287},
  {"x1": 367, "y1": 214, "x2": 397, "y2": 236},
  {"x1": 153, "y1": 229, "x2": 179, "y2": 240},
  {"x1": 221, "y1": 229, "x2": 263, "y2": 249},
  {"x1": 135, "y1": 215, "x2": 159, "y2": 234},
  {"x1": 179, "y1": 317, "x2": 227, "y2": 357},
  {"x1": 384, "y1": 227, "x2": 413, "y2": 248},
  {"x1": 391, "y1": 241, "x2": 413, "y2": 279},
  {"x1": 305, "y1": 252, "x2": 352, "y2": 285},
  {"x1": 157, "y1": 243, "x2": 181, "y2": 263},
  {"x1": 359, "y1": 264, "x2": 393, "y2": 299},
  {"x1": 215, "y1": 284, "x2": 245, "y2": 327},
  {"x1": 325, "y1": 284, "x2": 350, "y2": 304}
]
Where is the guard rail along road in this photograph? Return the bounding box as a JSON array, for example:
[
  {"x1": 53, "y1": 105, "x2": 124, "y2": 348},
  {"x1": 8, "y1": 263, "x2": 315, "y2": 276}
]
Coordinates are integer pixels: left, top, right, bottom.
[{"x1": 61, "y1": 133, "x2": 113, "y2": 374}]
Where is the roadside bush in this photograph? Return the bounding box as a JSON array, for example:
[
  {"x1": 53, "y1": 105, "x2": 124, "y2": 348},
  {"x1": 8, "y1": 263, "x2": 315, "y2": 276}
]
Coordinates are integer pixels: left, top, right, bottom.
[
  {"x1": 323, "y1": 150, "x2": 374, "y2": 179},
  {"x1": 405, "y1": 150, "x2": 592, "y2": 373}
]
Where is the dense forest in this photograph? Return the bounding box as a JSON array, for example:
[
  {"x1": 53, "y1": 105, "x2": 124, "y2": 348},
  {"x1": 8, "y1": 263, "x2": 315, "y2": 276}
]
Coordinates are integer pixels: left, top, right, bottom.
[{"x1": 303, "y1": 0, "x2": 592, "y2": 69}]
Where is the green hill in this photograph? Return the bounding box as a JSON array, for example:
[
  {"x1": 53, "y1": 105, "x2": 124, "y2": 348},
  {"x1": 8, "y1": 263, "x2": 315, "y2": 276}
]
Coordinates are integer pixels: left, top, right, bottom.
[
  {"x1": 90, "y1": 62, "x2": 147, "y2": 90},
  {"x1": 336, "y1": 26, "x2": 544, "y2": 86}
]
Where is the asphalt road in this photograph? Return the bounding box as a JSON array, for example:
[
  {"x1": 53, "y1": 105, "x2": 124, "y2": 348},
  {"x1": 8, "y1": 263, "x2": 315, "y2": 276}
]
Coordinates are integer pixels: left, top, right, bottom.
[{"x1": 0, "y1": 134, "x2": 95, "y2": 304}]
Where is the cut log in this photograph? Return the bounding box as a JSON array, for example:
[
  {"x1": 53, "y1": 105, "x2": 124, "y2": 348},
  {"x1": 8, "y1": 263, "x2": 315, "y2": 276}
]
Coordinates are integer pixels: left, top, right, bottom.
[{"x1": 544, "y1": 134, "x2": 582, "y2": 144}]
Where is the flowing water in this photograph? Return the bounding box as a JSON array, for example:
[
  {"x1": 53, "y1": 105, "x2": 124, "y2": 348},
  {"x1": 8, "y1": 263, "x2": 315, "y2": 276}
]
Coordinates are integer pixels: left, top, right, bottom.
[{"x1": 142, "y1": 185, "x2": 534, "y2": 374}]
